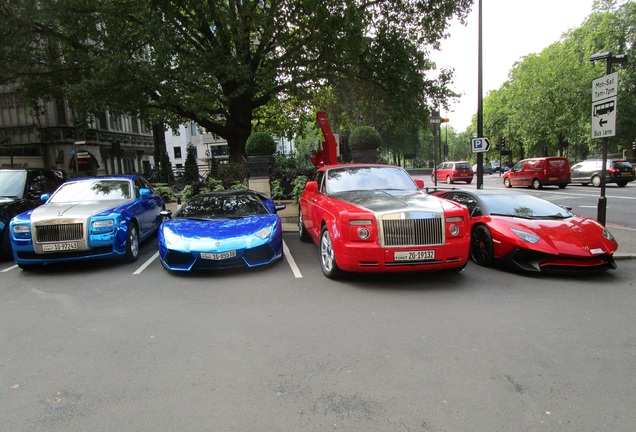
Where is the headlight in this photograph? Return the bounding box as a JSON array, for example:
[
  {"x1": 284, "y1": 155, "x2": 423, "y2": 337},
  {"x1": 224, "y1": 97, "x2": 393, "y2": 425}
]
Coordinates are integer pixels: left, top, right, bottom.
[
  {"x1": 357, "y1": 227, "x2": 370, "y2": 240},
  {"x1": 449, "y1": 224, "x2": 460, "y2": 236},
  {"x1": 92, "y1": 219, "x2": 114, "y2": 229},
  {"x1": 12, "y1": 224, "x2": 31, "y2": 239},
  {"x1": 510, "y1": 228, "x2": 540, "y2": 244},
  {"x1": 603, "y1": 228, "x2": 615, "y2": 242},
  {"x1": 254, "y1": 225, "x2": 273, "y2": 239},
  {"x1": 163, "y1": 228, "x2": 182, "y2": 245}
]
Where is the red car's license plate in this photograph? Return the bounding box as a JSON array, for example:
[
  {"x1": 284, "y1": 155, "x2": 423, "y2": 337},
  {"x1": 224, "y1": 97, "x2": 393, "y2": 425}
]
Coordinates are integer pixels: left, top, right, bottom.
[{"x1": 394, "y1": 250, "x2": 435, "y2": 261}]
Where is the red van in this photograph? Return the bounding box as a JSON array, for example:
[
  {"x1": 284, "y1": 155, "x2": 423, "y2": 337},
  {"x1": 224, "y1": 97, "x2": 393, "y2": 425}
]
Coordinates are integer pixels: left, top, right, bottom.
[
  {"x1": 502, "y1": 157, "x2": 570, "y2": 189},
  {"x1": 431, "y1": 161, "x2": 474, "y2": 184}
]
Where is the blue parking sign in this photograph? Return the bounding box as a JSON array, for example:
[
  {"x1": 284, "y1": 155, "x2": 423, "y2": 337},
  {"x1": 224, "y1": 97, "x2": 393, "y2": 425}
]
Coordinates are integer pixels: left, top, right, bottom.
[{"x1": 471, "y1": 137, "x2": 491, "y2": 153}]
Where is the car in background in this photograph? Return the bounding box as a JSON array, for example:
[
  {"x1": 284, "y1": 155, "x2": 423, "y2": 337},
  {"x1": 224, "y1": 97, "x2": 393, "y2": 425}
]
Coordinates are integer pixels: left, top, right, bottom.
[
  {"x1": 472, "y1": 162, "x2": 494, "y2": 175},
  {"x1": 158, "y1": 190, "x2": 285, "y2": 271},
  {"x1": 431, "y1": 161, "x2": 474, "y2": 184},
  {"x1": 503, "y1": 157, "x2": 570, "y2": 189},
  {"x1": 10, "y1": 175, "x2": 163, "y2": 270},
  {"x1": 433, "y1": 189, "x2": 617, "y2": 274},
  {"x1": 298, "y1": 164, "x2": 471, "y2": 279},
  {"x1": 489, "y1": 160, "x2": 510, "y2": 173},
  {"x1": 570, "y1": 159, "x2": 635, "y2": 187},
  {"x1": 0, "y1": 168, "x2": 67, "y2": 260}
]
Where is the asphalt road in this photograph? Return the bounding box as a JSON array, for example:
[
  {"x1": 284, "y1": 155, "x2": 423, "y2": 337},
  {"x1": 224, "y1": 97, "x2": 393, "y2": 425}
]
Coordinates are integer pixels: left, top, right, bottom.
[{"x1": 1, "y1": 232, "x2": 635, "y2": 432}]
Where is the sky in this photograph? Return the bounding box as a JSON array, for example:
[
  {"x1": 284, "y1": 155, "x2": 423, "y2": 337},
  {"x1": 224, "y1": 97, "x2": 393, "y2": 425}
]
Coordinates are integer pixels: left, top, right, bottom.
[{"x1": 430, "y1": 0, "x2": 596, "y2": 131}]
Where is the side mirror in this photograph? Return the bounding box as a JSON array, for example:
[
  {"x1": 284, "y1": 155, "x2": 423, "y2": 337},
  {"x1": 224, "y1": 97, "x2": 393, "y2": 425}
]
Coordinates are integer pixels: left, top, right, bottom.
[
  {"x1": 139, "y1": 188, "x2": 151, "y2": 198},
  {"x1": 160, "y1": 209, "x2": 173, "y2": 219},
  {"x1": 40, "y1": 193, "x2": 51, "y2": 202},
  {"x1": 414, "y1": 179, "x2": 425, "y2": 189},
  {"x1": 274, "y1": 204, "x2": 286, "y2": 212},
  {"x1": 304, "y1": 181, "x2": 318, "y2": 193}
]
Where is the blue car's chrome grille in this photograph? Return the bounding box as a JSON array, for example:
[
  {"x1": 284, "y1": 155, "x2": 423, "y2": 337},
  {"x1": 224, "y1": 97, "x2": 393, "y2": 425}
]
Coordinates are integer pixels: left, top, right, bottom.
[
  {"x1": 35, "y1": 223, "x2": 84, "y2": 243},
  {"x1": 381, "y1": 218, "x2": 443, "y2": 246}
]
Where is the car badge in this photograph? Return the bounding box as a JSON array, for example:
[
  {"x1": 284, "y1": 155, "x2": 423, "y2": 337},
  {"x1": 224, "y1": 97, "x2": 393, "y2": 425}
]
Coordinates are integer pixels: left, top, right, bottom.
[
  {"x1": 215, "y1": 242, "x2": 221, "y2": 247},
  {"x1": 583, "y1": 245, "x2": 589, "y2": 250}
]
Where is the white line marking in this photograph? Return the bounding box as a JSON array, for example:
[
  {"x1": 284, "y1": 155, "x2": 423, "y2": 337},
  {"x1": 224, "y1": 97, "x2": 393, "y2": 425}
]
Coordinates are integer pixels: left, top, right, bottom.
[
  {"x1": 134, "y1": 251, "x2": 159, "y2": 274},
  {"x1": 283, "y1": 240, "x2": 303, "y2": 278},
  {"x1": 1, "y1": 264, "x2": 18, "y2": 272}
]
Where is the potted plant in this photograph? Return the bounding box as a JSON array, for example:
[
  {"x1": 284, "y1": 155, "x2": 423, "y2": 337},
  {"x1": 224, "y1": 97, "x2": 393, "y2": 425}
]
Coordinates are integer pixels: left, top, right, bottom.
[
  {"x1": 246, "y1": 132, "x2": 277, "y2": 178},
  {"x1": 349, "y1": 126, "x2": 381, "y2": 163}
]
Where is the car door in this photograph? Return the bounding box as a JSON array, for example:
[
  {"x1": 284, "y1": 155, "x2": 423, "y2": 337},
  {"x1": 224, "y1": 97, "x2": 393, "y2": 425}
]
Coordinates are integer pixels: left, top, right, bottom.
[
  {"x1": 133, "y1": 177, "x2": 162, "y2": 236},
  {"x1": 507, "y1": 161, "x2": 527, "y2": 186},
  {"x1": 570, "y1": 162, "x2": 585, "y2": 183}
]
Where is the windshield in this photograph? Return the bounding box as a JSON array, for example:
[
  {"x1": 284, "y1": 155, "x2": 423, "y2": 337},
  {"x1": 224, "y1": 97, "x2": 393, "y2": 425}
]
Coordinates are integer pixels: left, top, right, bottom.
[
  {"x1": 175, "y1": 193, "x2": 268, "y2": 219},
  {"x1": 50, "y1": 179, "x2": 132, "y2": 203},
  {"x1": 326, "y1": 166, "x2": 418, "y2": 194},
  {"x1": 0, "y1": 170, "x2": 27, "y2": 198},
  {"x1": 481, "y1": 194, "x2": 572, "y2": 219}
]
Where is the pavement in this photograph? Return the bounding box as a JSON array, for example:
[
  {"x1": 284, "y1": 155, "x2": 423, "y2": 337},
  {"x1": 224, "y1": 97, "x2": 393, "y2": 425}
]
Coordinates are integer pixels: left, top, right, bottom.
[{"x1": 164, "y1": 202, "x2": 636, "y2": 260}]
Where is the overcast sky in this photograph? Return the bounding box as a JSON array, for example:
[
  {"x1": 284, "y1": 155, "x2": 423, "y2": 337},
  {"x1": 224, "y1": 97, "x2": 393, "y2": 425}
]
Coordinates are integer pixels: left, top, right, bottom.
[{"x1": 430, "y1": 0, "x2": 596, "y2": 131}]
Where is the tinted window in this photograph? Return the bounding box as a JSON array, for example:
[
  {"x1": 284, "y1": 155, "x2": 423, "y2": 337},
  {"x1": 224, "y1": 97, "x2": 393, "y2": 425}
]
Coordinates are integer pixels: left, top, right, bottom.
[
  {"x1": 176, "y1": 193, "x2": 268, "y2": 219},
  {"x1": 0, "y1": 170, "x2": 27, "y2": 198}
]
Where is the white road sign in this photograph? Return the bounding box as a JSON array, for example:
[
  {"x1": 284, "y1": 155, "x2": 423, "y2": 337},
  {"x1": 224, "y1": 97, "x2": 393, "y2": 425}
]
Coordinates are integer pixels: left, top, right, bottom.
[
  {"x1": 471, "y1": 137, "x2": 491, "y2": 153},
  {"x1": 591, "y1": 72, "x2": 618, "y2": 139}
]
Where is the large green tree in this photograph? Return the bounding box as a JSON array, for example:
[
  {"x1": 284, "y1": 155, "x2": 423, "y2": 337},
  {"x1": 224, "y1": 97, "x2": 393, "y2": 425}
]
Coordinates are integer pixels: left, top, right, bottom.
[{"x1": 0, "y1": 0, "x2": 472, "y2": 163}]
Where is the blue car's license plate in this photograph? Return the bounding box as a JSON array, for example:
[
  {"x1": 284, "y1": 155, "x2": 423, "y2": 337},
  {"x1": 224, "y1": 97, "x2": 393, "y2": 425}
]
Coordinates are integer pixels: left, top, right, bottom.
[{"x1": 201, "y1": 251, "x2": 237, "y2": 260}]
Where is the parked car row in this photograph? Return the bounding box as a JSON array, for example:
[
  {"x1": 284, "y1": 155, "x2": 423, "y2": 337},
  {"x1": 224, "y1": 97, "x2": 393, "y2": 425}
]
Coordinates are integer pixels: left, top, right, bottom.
[{"x1": 2, "y1": 161, "x2": 627, "y2": 278}]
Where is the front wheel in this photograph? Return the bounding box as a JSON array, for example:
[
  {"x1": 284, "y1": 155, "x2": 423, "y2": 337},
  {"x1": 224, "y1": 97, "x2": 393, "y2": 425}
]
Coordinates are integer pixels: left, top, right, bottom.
[
  {"x1": 446, "y1": 176, "x2": 453, "y2": 184},
  {"x1": 503, "y1": 177, "x2": 512, "y2": 188},
  {"x1": 320, "y1": 226, "x2": 343, "y2": 279},
  {"x1": 617, "y1": 182, "x2": 628, "y2": 187},
  {"x1": 470, "y1": 225, "x2": 494, "y2": 267},
  {"x1": 592, "y1": 175, "x2": 602, "y2": 187},
  {"x1": 124, "y1": 222, "x2": 140, "y2": 263},
  {"x1": 532, "y1": 178, "x2": 542, "y2": 189},
  {"x1": 298, "y1": 209, "x2": 311, "y2": 243}
]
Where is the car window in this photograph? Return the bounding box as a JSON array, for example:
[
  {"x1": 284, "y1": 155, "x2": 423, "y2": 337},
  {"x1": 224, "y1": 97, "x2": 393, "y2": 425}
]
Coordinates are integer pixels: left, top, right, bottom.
[
  {"x1": 481, "y1": 194, "x2": 571, "y2": 218},
  {"x1": 176, "y1": 193, "x2": 268, "y2": 219},
  {"x1": 0, "y1": 170, "x2": 28, "y2": 198},
  {"x1": 326, "y1": 166, "x2": 418, "y2": 194},
  {"x1": 445, "y1": 193, "x2": 481, "y2": 216},
  {"x1": 612, "y1": 160, "x2": 632, "y2": 169},
  {"x1": 50, "y1": 179, "x2": 133, "y2": 202},
  {"x1": 456, "y1": 163, "x2": 472, "y2": 169}
]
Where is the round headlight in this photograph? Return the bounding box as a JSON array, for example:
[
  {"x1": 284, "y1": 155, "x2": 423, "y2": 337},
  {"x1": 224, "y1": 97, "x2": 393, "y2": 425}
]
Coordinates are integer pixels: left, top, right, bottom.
[
  {"x1": 357, "y1": 227, "x2": 370, "y2": 240},
  {"x1": 449, "y1": 224, "x2": 460, "y2": 237}
]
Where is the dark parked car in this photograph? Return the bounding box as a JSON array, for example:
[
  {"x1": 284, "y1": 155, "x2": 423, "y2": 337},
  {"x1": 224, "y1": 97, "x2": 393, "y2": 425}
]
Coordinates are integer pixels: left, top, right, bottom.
[
  {"x1": 570, "y1": 159, "x2": 635, "y2": 187},
  {"x1": 0, "y1": 168, "x2": 67, "y2": 260}
]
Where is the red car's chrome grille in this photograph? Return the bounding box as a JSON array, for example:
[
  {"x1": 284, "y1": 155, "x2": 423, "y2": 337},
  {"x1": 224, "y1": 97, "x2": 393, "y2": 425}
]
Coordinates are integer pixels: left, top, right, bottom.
[
  {"x1": 35, "y1": 223, "x2": 84, "y2": 243},
  {"x1": 381, "y1": 218, "x2": 443, "y2": 246}
]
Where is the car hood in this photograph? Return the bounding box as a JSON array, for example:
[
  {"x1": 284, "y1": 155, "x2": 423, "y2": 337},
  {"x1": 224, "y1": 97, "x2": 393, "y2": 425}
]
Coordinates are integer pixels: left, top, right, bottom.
[
  {"x1": 162, "y1": 214, "x2": 280, "y2": 240},
  {"x1": 331, "y1": 190, "x2": 444, "y2": 213},
  {"x1": 30, "y1": 200, "x2": 131, "y2": 222},
  {"x1": 493, "y1": 215, "x2": 617, "y2": 255}
]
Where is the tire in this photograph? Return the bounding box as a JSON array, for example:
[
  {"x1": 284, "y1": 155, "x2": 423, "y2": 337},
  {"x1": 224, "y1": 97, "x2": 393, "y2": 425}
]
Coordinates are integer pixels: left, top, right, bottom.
[
  {"x1": 446, "y1": 176, "x2": 453, "y2": 184},
  {"x1": 319, "y1": 226, "x2": 343, "y2": 279},
  {"x1": 1, "y1": 226, "x2": 12, "y2": 261},
  {"x1": 592, "y1": 175, "x2": 601, "y2": 187},
  {"x1": 466, "y1": 179, "x2": 472, "y2": 185},
  {"x1": 581, "y1": 182, "x2": 589, "y2": 186},
  {"x1": 532, "y1": 178, "x2": 542, "y2": 190},
  {"x1": 298, "y1": 209, "x2": 311, "y2": 243},
  {"x1": 470, "y1": 225, "x2": 494, "y2": 267},
  {"x1": 124, "y1": 222, "x2": 140, "y2": 263},
  {"x1": 503, "y1": 177, "x2": 512, "y2": 188},
  {"x1": 558, "y1": 184, "x2": 567, "y2": 189},
  {"x1": 617, "y1": 182, "x2": 628, "y2": 187}
]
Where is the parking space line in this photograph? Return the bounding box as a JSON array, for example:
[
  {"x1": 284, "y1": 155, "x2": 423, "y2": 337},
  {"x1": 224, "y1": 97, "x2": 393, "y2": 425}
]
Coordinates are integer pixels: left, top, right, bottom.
[
  {"x1": 1, "y1": 264, "x2": 17, "y2": 272},
  {"x1": 283, "y1": 240, "x2": 303, "y2": 278},
  {"x1": 134, "y1": 251, "x2": 159, "y2": 274}
]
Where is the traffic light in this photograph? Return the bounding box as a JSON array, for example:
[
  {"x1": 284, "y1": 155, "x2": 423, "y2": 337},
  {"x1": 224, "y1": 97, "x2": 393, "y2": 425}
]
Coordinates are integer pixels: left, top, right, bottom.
[{"x1": 500, "y1": 136, "x2": 506, "y2": 149}]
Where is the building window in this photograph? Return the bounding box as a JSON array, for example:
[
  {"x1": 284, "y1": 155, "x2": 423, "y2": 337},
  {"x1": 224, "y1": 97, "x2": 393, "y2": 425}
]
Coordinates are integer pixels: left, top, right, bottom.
[
  {"x1": 190, "y1": 122, "x2": 197, "y2": 136},
  {"x1": 131, "y1": 116, "x2": 139, "y2": 133},
  {"x1": 174, "y1": 147, "x2": 182, "y2": 159}
]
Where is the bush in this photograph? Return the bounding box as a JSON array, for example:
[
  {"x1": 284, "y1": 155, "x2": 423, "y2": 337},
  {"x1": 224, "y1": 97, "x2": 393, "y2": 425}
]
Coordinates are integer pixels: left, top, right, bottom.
[
  {"x1": 246, "y1": 132, "x2": 277, "y2": 156},
  {"x1": 217, "y1": 163, "x2": 249, "y2": 189},
  {"x1": 154, "y1": 185, "x2": 176, "y2": 203},
  {"x1": 269, "y1": 155, "x2": 314, "y2": 201},
  {"x1": 349, "y1": 126, "x2": 381, "y2": 150}
]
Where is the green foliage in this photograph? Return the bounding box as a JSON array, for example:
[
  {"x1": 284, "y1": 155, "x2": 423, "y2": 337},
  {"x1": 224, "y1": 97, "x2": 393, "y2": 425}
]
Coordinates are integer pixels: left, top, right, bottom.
[
  {"x1": 217, "y1": 163, "x2": 249, "y2": 189},
  {"x1": 269, "y1": 156, "x2": 315, "y2": 201},
  {"x1": 153, "y1": 185, "x2": 176, "y2": 203},
  {"x1": 349, "y1": 126, "x2": 381, "y2": 150},
  {"x1": 182, "y1": 183, "x2": 211, "y2": 201},
  {"x1": 159, "y1": 151, "x2": 174, "y2": 184},
  {"x1": 290, "y1": 175, "x2": 309, "y2": 203},
  {"x1": 246, "y1": 132, "x2": 277, "y2": 156},
  {"x1": 0, "y1": 0, "x2": 471, "y2": 163},
  {"x1": 183, "y1": 145, "x2": 199, "y2": 183}
]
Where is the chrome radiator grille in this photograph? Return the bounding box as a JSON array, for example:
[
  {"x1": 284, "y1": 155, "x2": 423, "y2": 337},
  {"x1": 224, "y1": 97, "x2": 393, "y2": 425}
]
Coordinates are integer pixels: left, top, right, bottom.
[
  {"x1": 381, "y1": 218, "x2": 443, "y2": 246},
  {"x1": 35, "y1": 223, "x2": 84, "y2": 243}
]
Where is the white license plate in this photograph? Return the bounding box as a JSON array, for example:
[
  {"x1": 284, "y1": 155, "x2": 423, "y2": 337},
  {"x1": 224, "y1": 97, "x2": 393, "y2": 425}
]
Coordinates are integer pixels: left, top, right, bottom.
[
  {"x1": 394, "y1": 250, "x2": 435, "y2": 261},
  {"x1": 201, "y1": 250, "x2": 237, "y2": 260},
  {"x1": 42, "y1": 242, "x2": 78, "y2": 252}
]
